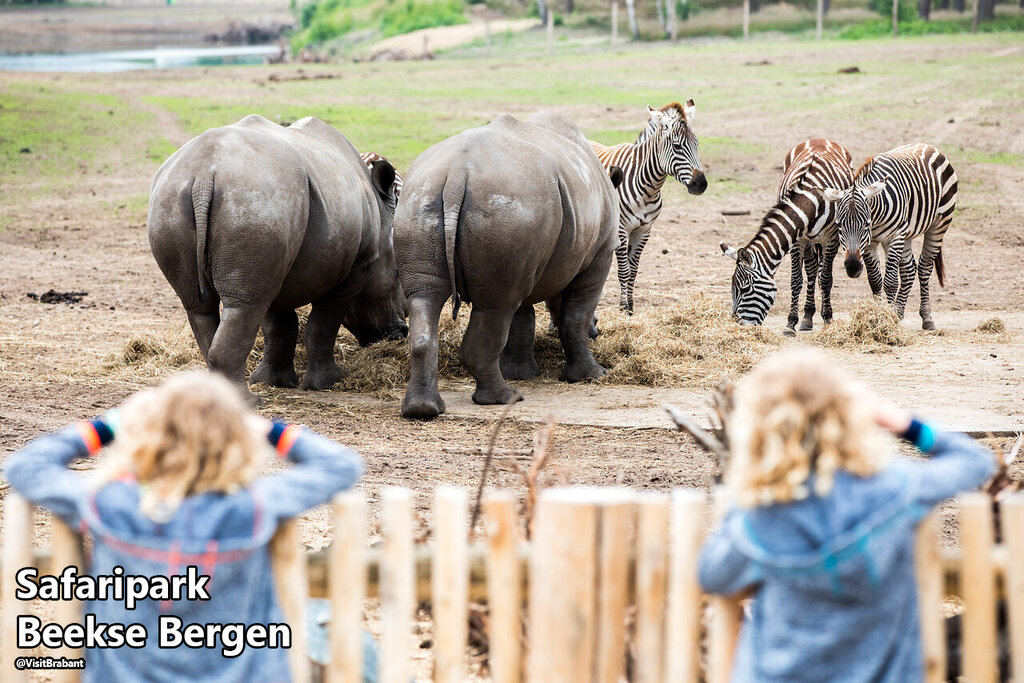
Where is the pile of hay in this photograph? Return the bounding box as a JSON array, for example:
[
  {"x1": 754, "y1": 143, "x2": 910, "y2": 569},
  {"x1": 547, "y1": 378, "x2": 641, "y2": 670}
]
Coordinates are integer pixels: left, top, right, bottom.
[
  {"x1": 816, "y1": 298, "x2": 914, "y2": 351},
  {"x1": 975, "y1": 317, "x2": 1006, "y2": 334},
  {"x1": 107, "y1": 327, "x2": 203, "y2": 379}
]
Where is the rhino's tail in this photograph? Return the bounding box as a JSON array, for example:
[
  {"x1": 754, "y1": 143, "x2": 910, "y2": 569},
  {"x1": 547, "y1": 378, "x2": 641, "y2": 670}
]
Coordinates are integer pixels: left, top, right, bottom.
[
  {"x1": 442, "y1": 171, "x2": 465, "y2": 320},
  {"x1": 192, "y1": 172, "x2": 214, "y2": 301}
]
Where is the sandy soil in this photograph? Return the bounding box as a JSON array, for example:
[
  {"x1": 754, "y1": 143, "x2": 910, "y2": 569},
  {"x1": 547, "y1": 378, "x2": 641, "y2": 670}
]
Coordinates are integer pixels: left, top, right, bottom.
[{"x1": 367, "y1": 18, "x2": 538, "y2": 56}]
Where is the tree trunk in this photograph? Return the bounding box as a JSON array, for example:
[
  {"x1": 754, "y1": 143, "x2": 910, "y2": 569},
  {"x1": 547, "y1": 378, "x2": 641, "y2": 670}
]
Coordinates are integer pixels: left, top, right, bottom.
[
  {"x1": 656, "y1": 0, "x2": 667, "y2": 31},
  {"x1": 625, "y1": 0, "x2": 639, "y2": 38},
  {"x1": 953, "y1": 0, "x2": 965, "y2": 12},
  {"x1": 918, "y1": 0, "x2": 930, "y2": 20},
  {"x1": 537, "y1": 0, "x2": 547, "y2": 23},
  {"x1": 823, "y1": 0, "x2": 831, "y2": 14},
  {"x1": 749, "y1": 0, "x2": 760, "y2": 13},
  {"x1": 978, "y1": 0, "x2": 994, "y2": 21},
  {"x1": 564, "y1": 0, "x2": 573, "y2": 14},
  {"x1": 937, "y1": 0, "x2": 949, "y2": 9}
]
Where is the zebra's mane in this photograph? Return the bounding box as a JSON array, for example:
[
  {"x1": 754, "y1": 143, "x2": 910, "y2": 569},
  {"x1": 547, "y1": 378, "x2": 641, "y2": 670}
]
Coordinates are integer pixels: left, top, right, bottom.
[
  {"x1": 659, "y1": 102, "x2": 687, "y2": 120},
  {"x1": 854, "y1": 156, "x2": 874, "y2": 181},
  {"x1": 777, "y1": 153, "x2": 815, "y2": 204}
]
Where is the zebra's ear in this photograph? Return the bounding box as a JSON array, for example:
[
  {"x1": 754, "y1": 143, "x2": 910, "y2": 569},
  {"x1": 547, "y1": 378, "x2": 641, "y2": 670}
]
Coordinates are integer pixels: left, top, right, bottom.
[
  {"x1": 684, "y1": 98, "x2": 696, "y2": 122},
  {"x1": 862, "y1": 178, "x2": 887, "y2": 199},
  {"x1": 720, "y1": 242, "x2": 738, "y2": 260},
  {"x1": 822, "y1": 187, "x2": 848, "y2": 202},
  {"x1": 608, "y1": 165, "x2": 624, "y2": 189}
]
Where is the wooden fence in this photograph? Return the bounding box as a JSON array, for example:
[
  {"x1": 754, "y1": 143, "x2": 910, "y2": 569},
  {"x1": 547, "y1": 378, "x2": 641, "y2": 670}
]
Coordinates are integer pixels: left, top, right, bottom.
[{"x1": 1, "y1": 485, "x2": 1021, "y2": 682}]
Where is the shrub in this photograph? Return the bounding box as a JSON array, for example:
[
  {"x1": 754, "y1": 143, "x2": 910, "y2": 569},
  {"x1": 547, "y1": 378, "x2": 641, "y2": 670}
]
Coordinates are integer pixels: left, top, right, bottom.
[{"x1": 380, "y1": 0, "x2": 468, "y2": 37}]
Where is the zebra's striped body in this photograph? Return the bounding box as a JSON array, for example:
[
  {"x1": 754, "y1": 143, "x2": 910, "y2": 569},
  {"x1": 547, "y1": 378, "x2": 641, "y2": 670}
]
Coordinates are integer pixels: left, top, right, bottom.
[
  {"x1": 720, "y1": 139, "x2": 853, "y2": 331},
  {"x1": 590, "y1": 101, "x2": 706, "y2": 313},
  {"x1": 361, "y1": 151, "x2": 403, "y2": 199},
  {"x1": 826, "y1": 143, "x2": 957, "y2": 329}
]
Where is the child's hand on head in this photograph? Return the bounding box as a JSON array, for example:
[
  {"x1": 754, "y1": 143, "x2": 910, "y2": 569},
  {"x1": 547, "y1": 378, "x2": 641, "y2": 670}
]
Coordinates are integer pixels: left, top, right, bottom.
[
  {"x1": 245, "y1": 414, "x2": 273, "y2": 436},
  {"x1": 873, "y1": 401, "x2": 912, "y2": 436}
]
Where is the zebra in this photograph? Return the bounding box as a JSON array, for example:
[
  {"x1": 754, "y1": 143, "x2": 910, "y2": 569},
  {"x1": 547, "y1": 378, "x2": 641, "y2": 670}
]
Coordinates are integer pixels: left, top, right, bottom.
[
  {"x1": 361, "y1": 151, "x2": 403, "y2": 200},
  {"x1": 720, "y1": 139, "x2": 854, "y2": 334},
  {"x1": 823, "y1": 143, "x2": 957, "y2": 330},
  {"x1": 590, "y1": 100, "x2": 707, "y2": 314}
]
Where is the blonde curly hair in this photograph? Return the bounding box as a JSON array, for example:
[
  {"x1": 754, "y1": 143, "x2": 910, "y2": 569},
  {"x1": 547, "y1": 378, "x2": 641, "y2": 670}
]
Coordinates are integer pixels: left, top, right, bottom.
[
  {"x1": 99, "y1": 372, "x2": 267, "y2": 522},
  {"x1": 726, "y1": 348, "x2": 890, "y2": 508}
]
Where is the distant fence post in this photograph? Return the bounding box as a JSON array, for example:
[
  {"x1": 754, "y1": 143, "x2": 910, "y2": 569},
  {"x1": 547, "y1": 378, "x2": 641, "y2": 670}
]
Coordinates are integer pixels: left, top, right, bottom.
[
  {"x1": 892, "y1": 0, "x2": 899, "y2": 35},
  {"x1": 611, "y1": 1, "x2": 619, "y2": 45},
  {"x1": 485, "y1": 20, "x2": 492, "y2": 56},
  {"x1": 816, "y1": 0, "x2": 824, "y2": 38},
  {"x1": 743, "y1": 0, "x2": 750, "y2": 39},
  {"x1": 668, "y1": 0, "x2": 677, "y2": 40}
]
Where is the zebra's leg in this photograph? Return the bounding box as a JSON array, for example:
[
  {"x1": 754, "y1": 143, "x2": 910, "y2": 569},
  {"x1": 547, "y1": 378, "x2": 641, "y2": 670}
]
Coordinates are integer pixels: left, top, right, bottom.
[
  {"x1": 799, "y1": 242, "x2": 819, "y2": 331},
  {"x1": 616, "y1": 226, "x2": 631, "y2": 312},
  {"x1": 917, "y1": 237, "x2": 943, "y2": 331},
  {"x1": 500, "y1": 303, "x2": 541, "y2": 380},
  {"x1": 883, "y1": 238, "x2": 904, "y2": 307},
  {"x1": 895, "y1": 244, "x2": 917, "y2": 320},
  {"x1": 623, "y1": 227, "x2": 651, "y2": 314},
  {"x1": 818, "y1": 237, "x2": 839, "y2": 325},
  {"x1": 786, "y1": 246, "x2": 803, "y2": 336},
  {"x1": 864, "y1": 245, "x2": 885, "y2": 298}
]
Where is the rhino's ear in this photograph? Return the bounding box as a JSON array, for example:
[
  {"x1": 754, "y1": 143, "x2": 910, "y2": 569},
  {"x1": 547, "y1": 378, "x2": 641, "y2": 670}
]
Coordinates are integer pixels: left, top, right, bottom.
[
  {"x1": 608, "y1": 165, "x2": 624, "y2": 189},
  {"x1": 370, "y1": 159, "x2": 397, "y2": 202}
]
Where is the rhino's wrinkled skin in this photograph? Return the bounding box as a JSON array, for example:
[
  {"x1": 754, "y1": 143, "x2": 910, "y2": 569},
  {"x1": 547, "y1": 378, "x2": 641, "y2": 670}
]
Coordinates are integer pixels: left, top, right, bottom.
[
  {"x1": 394, "y1": 112, "x2": 622, "y2": 419},
  {"x1": 148, "y1": 115, "x2": 406, "y2": 400}
]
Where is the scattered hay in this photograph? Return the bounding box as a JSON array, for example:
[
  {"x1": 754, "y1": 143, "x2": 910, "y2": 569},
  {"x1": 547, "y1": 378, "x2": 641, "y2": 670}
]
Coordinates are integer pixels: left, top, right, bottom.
[
  {"x1": 975, "y1": 317, "x2": 1006, "y2": 334},
  {"x1": 816, "y1": 298, "x2": 914, "y2": 351},
  {"x1": 107, "y1": 328, "x2": 203, "y2": 379}
]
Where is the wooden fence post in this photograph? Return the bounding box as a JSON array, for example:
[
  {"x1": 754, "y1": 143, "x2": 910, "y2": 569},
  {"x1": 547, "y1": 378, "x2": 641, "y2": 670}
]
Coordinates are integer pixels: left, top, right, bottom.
[
  {"x1": 634, "y1": 493, "x2": 669, "y2": 683},
  {"x1": 528, "y1": 488, "x2": 599, "y2": 682},
  {"x1": 546, "y1": 11, "x2": 554, "y2": 54},
  {"x1": 432, "y1": 487, "x2": 469, "y2": 683},
  {"x1": 484, "y1": 492, "x2": 521, "y2": 683},
  {"x1": 270, "y1": 519, "x2": 310, "y2": 683},
  {"x1": 915, "y1": 512, "x2": 946, "y2": 683},
  {"x1": 664, "y1": 489, "x2": 706, "y2": 683},
  {"x1": 594, "y1": 490, "x2": 633, "y2": 683},
  {"x1": 329, "y1": 492, "x2": 367, "y2": 683},
  {"x1": 893, "y1": 0, "x2": 900, "y2": 35},
  {"x1": 380, "y1": 487, "x2": 414, "y2": 683},
  {"x1": 2, "y1": 493, "x2": 33, "y2": 683},
  {"x1": 961, "y1": 493, "x2": 996, "y2": 683},
  {"x1": 816, "y1": 0, "x2": 824, "y2": 38},
  {"x1": 51, "y1": 518, "x2": 85, "y2": 683},
  {"x1": 668, "y1": 0, "x2": 677, "y2": 40},
  {"x1": 1002, "y1": 493, "x2": 1024, "y2": 683},
  {"x1": 708, "y1": 488, "x2": 742, "y2": 683},
  {"x1": 743, "y1": 0, "x2": 750, "y2": 39},
  {"x1": 611, "y1": 1, "x2": 618, "y2": 45}
]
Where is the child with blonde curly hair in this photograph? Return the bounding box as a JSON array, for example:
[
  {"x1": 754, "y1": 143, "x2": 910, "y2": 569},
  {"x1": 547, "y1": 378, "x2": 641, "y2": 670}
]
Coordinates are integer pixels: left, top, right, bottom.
[
  {"x1": 5, "y1": 371, "x2": 364, "y2": 683},
  {"x1": 699, "y1": 349, "x2": 996, "y2": 683}
]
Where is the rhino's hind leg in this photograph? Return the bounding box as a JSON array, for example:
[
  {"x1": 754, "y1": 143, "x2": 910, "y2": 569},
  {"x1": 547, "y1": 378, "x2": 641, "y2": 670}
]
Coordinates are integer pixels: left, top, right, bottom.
[
  {"x1": 301, "y1": 299, "x2": 346, "y2": 391},
  {"x1": 558, "y1": 258, "x2": 609, "y2": 383},
  {"x1": 402, "y1": 293, "x2": 448, "y2": 419},
  {"x1": 186, "y1": 303, "x2": 220, "y2": 363},
  {"x1": 250, "y1": 309, "x2": 299, "y2": 388},
  {"x1": 462, "y1": 306, "x2": 522, "y2": 406},
  {"x1": 500, "y1": 304, "x2": 541, "y2": 381},
  {"x1": 208, "y1": 303, "x2": 267, "y2": 402}
]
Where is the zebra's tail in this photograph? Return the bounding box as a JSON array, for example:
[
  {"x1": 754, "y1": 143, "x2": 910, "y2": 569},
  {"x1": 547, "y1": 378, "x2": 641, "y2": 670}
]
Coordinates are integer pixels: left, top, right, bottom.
[
  {"x1": 442, "y1": 171, "x2": 465, "y2": 320},
  {"x1": 192, "y1": 172, "x2": 214, "y2": 301},
  {"x1": 935, "y1": 247, "x2": 945, "y2": 288}
]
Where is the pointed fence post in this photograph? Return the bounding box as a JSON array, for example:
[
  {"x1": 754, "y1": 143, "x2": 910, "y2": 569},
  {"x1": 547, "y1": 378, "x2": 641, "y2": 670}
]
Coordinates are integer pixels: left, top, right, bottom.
[
  {"x1": 432, "y1": 487, "x2": 469, "y2": 683},
  {"x1": 328, "y1": 492, "x2": 367, "y2": 683},
  {"x1": 380, "y1": 487, "x2": 414, "y2": 683}
]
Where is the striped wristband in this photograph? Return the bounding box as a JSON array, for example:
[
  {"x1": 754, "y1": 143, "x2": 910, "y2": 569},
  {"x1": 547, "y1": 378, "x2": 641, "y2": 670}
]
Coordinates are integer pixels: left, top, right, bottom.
[{"x1": 267, "y1": 421, "x2": 301, "y2": 457}]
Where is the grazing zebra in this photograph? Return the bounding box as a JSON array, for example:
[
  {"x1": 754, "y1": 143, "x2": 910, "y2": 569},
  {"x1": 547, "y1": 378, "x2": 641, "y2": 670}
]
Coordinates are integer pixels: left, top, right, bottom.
[
  {"x1": 590, "y1": 100, "x2": 707, "y2": 314},
  {"x1": 361, "y1": 151, "x2": 403, "y2": 199},
  {"x1": 720, "y1": 139, "x2": 853, "y2": 333},
  {"x1": 823, "y1": 143, "x2": 957, "y2": 330}
]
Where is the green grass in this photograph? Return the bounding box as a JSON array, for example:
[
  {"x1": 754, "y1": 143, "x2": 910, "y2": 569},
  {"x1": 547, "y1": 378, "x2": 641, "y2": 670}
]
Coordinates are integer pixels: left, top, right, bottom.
[
  {"x1": 290, "y1": 0, "x2": 468, "y2": 52},
  {"x1": 956, "y1": 148, "x2": 1024, "y2": 167},
  {"x1": 840, "y1": 13, "x2": 1024, "y2": 38}
]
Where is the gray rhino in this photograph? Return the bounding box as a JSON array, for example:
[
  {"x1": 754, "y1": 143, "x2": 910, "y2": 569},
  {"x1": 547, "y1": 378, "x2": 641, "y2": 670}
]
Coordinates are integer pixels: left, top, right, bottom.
[
  {"x1": 147, "y1": 115, "x2": 407, "y2": 399},
  {"x1": 395, "y1": 111, "x2": 623, "y2": 420}
]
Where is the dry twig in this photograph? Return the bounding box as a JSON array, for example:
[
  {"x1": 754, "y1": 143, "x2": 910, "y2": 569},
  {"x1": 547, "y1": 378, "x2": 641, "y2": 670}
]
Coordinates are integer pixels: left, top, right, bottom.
[{"x1": 469, "y1": 401, "x2": 517, "y2": 535}]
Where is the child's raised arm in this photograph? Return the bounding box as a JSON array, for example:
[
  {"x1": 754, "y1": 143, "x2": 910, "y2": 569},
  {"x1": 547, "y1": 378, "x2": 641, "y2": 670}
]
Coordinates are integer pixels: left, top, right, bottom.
[
  {"x1": 251, "y1": 421, "x2": 365, "y2": 522},
  {"x1": 3, "y1": 417, "x2": 116, "y2": 529},
  {"x1": 897, "y1": 420, "x2": 997, "y2": 508},
  {"x1": 698, "y1": 510, "x2": 763, "y2": 597}
]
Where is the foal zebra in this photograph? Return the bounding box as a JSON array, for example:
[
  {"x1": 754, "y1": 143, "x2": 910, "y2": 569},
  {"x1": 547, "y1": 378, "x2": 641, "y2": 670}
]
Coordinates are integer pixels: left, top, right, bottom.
[
  {"x1": 590, "y1": 100, "x2": 707, "y2": 314},
  {"x1": 361, "y1": 151, "x2": 403, "y2": 199},
  {"x1": 824, "y1": 143, "x2": 957, "y2": 330},
  {"x1": 720, "y1": 139, "x2": 853, "y2": 333}
]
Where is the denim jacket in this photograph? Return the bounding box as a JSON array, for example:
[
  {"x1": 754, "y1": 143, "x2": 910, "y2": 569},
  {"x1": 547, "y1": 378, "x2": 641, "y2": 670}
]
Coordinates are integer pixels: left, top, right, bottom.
[
  {"x1": 698, "y1": 423, "x2": 995, "y2": 683},
  {"x1": 4, "y1": 419, "x2": 363, "y2": 683}
]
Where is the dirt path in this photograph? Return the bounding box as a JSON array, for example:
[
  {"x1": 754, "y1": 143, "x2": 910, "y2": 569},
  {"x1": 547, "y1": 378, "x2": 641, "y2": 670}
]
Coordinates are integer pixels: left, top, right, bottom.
[{"x1": 366, "y1": 18, "x2": 538, "y2": 56}]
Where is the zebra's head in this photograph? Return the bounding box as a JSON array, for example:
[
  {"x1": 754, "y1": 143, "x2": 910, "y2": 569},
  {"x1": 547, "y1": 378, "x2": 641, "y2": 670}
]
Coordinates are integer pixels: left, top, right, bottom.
[
  {"x1": 823, "y1": 175, "x2": 887, "y2": 279},
  {"x1": 721, "y1": 242, "x2": 776, "y2": 325},
  {"x1": 645, "y1": 101, "x2": 707, "y2": 195}
]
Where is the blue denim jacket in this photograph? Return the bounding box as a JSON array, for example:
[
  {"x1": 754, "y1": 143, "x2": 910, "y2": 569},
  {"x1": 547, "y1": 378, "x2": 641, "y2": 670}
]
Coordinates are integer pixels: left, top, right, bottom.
[
  {"x1": 698, "y1": 425, "x2": 995, "y2": 683},
  {"x1": 4, "y1": 420, "x2": 363, "y2": 683}
]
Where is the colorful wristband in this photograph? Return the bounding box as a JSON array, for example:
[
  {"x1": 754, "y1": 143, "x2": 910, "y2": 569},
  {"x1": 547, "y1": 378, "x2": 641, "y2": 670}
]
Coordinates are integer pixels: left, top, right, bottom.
[
  {"x1": 267, "y1": 421, "x2": 301, "y2": 458},
  {"x1": 900, "y1": 418, "x2": 935, "y2": 453}
]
